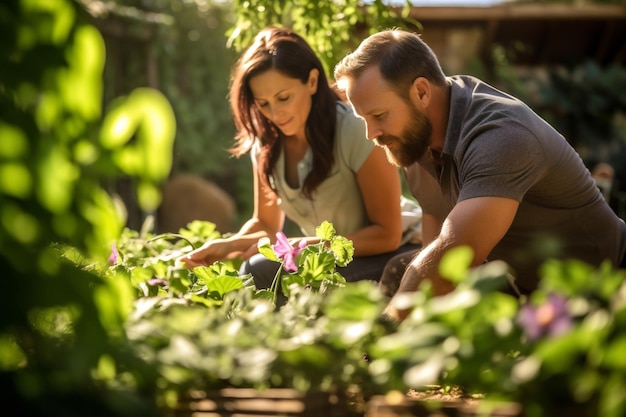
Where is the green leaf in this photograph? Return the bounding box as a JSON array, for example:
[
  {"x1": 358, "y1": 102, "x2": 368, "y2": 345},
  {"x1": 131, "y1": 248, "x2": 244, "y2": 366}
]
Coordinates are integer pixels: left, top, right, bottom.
[
  {"x1": 439, "y1": 246, "x2": 474, "y2": 283},
  {"x1": 323, "y1": 281, "x2": 383, "y2": 321},
  {"x1": 281, "y1": 273, "x2": 306, "y2": 294},
  {"x1": 315, "y1": 220, "x2": 336, "y2": 241},
  {"x1": 258, "y1": 237, "x2": 279, "y2": 262},
  {"x1": 193, "y1": 261, "x2": 242, "y2": 281},
  {"x1": 206, "y1": 276, "x2": 245, "y2": 297},
  {"x1": 299, "y1": 251, "x2": 336, "y2": 282},
  {"x1": 330, "y1": 235, "x2": 353, "y2": 267},
  {"x1": 601, "y1": 335, "x2": 626, "y2": 370}
]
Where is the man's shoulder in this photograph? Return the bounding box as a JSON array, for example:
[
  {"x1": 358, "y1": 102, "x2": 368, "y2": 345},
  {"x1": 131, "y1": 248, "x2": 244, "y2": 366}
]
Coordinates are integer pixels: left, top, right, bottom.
[{"x1": 450, "y1": 75, "x2": 523, "y2": 109}]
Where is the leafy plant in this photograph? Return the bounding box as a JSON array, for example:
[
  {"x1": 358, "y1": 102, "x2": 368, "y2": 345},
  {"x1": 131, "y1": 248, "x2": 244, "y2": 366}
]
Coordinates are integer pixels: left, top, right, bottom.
[
  {"x1": 257, "y1": 221, "x2": 355, "y2": 302},
  {"x1": 227, "y1": 0, "x2": 419, "y2": 79},
  {"x1": 0, "y1": 0, "x2": 175, "y2": 415},
  {"x1": 366, "y1": 246, "x2": 626, "y2": 417},
  {"x1": 112, "y1": 219, "x2": 390, "y2": 411},
  {"x1": 367, "y1": 248, "x2": 525, "y2": 400},
  {"x1": 513, "y1": 259, "x2": 626, "y2": 417}
]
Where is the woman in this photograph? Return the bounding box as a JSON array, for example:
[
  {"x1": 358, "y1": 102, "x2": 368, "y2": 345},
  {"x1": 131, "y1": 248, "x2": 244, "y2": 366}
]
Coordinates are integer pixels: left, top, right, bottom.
[{"x1": 179, "y1": 27, "x2": 419, "y2": 290}]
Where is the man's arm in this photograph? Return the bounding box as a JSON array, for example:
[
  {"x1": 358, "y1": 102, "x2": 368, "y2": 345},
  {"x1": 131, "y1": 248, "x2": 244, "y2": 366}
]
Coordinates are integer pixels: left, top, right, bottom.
[
  {"x1": 420, "y1": 212, "x2": 442, "y2": 247},
  {"x1": 384, "y1": 195, "x2": 519, "y2": 321}
]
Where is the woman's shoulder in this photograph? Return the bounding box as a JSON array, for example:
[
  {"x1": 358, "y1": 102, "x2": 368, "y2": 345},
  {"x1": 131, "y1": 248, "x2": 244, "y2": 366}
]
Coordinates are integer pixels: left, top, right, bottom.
[
  {"x1": 333, "y1": 101, "x2": 374, "y2": 171},
  {"x1": 335, "y1": 100, "x2": 355, "y2": 120},
  {"x1": 334, "y1": 101, "x2": 365, "y2": 137}
]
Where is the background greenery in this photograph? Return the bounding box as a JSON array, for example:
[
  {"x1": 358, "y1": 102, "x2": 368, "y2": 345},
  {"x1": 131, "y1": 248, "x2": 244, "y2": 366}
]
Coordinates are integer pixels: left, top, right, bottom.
[
  {"x1": 1, "y1": 0, "x2": 625, "y2": 415},
  {"x1": 84, "y1": 0, "x2": 626, "y2": 229},
  {"x1": 0, "y1": 0, "x2": 174, "y2": 414}
]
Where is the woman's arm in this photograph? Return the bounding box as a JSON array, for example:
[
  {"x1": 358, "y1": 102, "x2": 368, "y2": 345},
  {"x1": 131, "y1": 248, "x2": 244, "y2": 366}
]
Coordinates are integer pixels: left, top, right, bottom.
[
  {"x1": 178, "y1": 156, "x2": 285, "y2": 268},
  {"x1": 346, "y1": 146, "x2": 404, "y2": 256}
]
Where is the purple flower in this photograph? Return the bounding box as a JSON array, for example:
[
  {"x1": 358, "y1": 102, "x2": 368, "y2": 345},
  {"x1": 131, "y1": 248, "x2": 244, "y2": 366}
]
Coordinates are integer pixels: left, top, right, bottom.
[
  {"x1": 147, "y1": 278, "x2": 168, "y2": 287},
  {"x1": 272, "y1": 232, "x2": 306, "y2": 273},
  {"x1": 108, "y1": 242, "x2": 119, "y2": 265},
  {"x1": 517, "y1": 293, "x2": 573, "y2": 341}
]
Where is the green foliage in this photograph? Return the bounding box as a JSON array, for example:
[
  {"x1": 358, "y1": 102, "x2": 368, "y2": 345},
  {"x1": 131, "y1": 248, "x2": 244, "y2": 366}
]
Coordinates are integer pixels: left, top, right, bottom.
[
  {"x1": 112, "y1": 219, "x2": 626, "y2": 417},
  {"x1": 95, "y1": 0, "x2": 253, "y2": 226},
  {"x1": 106, "y1": 219, "x2": 387, "y2": 409},
  {"x1": 112, "y1": 218, "x2": 247, "y2": 307},
  {"x1": 515, "y1": 260, "x2": 626, "y2": 417},
  {"x1": 147, "y1": 1, "x2": 240, "y2": 175},
  {"x1": 0, "y1": 0, "x2": 175, "y2": 415},
  {"x1": 126, "y1": 282, "x2": 387, "y2": 404},
  {"x1": 368, "y1": 257, "x2": 523, "y2": 399},
  {"x1": 227, "y1": 0, "x2": 419, "y2": 78},
  {"x1": 367, "y1": 246, "x2": 626, "y2": 417},
  {"x1": 530, "y1": 62, "x2": 626, "y2": 153},
  {"x1": 93, "y1": 0, "x2": 421, "y2": 228}
]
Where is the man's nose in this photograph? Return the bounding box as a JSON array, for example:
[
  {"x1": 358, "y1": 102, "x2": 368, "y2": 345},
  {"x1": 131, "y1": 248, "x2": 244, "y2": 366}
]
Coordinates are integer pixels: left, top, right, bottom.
[{"x1": 365, "y1": 123, "x2": 382, "y2": 141}]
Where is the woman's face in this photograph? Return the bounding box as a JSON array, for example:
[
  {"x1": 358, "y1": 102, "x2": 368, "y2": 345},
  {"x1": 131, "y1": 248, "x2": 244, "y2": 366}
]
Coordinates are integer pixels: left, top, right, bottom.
[{"x1": 249, "y1": 68, "x2": 318, "y2": 140}]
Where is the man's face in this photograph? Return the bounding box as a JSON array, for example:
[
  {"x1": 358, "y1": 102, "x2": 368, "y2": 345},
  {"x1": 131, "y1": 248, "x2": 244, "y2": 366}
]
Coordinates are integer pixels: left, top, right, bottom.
[{"x1": 345, "y1": 65, "x2": 432, "y2": 167}]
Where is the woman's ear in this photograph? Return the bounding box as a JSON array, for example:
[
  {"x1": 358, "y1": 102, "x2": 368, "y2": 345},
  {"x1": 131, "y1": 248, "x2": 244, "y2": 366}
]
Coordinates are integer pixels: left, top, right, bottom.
[{"x1": 307, "y1": 68, "x2": 320, "y2": 93}]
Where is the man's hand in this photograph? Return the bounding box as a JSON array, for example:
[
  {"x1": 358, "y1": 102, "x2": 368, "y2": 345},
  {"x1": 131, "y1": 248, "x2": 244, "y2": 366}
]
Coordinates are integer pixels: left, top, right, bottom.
[
  {"x1": 382, "y1": 292, "x2": 416, "y2": 322},
  {"x1": 382, "y1": 305, "x2": 411, "y2": 322}
]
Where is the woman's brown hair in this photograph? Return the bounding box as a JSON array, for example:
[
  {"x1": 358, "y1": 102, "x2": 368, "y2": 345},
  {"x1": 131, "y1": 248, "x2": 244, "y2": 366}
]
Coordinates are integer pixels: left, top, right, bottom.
[{"x1": 229, "y1": 27, "x2": 338, "y2": 199}]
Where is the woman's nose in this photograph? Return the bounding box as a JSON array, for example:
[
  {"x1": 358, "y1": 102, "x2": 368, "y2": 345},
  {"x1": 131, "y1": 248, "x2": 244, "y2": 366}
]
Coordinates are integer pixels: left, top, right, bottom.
[{"x1": 268, "y1": 104, "x2": 285, "y2": 121}]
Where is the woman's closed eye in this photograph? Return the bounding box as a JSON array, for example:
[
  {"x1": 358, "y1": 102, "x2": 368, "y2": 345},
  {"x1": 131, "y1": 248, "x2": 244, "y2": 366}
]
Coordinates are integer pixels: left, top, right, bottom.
[{"x1": 256, "y1": 95, "x2": 290, "y2": 109}]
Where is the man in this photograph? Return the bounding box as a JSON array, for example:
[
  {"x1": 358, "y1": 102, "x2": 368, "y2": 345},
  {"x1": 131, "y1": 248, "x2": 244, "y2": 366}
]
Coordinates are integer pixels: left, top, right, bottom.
[{"x1": 333, "y1": 29, "x2": 626, "y2": 321}]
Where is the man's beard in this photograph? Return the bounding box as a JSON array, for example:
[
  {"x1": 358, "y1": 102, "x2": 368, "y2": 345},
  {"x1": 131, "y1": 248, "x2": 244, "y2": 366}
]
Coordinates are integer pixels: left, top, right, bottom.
[{"x1": 375, "y1": 105, "x2": 432, "y2": 167}]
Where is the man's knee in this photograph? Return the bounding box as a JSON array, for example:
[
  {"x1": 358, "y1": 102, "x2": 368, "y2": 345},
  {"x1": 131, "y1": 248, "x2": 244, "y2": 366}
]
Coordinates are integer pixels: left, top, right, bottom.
[{"x1": 378, "y1": 251, "x2": 416, "y2": 298}]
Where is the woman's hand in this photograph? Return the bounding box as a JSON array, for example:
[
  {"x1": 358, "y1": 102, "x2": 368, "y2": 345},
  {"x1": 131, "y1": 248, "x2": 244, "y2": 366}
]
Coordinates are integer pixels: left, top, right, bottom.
[
  {"x1": 177, "y1": 237, "x2": 263, "y2": 269},
  {"x1": 177, "y1": 239, "x2": 237, "y2": 269}
]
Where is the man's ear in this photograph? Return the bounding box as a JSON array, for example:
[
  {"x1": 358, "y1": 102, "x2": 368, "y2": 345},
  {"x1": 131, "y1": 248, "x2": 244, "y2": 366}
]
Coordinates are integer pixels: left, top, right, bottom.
[
  {"x1": 411, "y1": 76, "x2": 431, "y2": 109},
  {"x1": 307, "y1": 68, "x2": 320, "y2": 93}
]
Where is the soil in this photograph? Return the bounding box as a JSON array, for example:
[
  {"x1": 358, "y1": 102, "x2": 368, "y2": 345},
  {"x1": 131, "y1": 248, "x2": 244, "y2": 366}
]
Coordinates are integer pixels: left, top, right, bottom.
[{"x1": 406, "y1": 386, "x2": 477, "y2": 403}]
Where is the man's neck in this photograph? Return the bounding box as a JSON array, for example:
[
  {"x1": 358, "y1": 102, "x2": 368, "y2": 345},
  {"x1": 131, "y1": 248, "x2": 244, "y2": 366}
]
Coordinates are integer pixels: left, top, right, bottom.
[{"x1": 428, "y1": 82, "x2": 451, "y2": 153}]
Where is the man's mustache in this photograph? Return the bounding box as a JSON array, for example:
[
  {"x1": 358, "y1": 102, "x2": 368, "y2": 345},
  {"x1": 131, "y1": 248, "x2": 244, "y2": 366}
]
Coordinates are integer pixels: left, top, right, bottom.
[{"x1": 374, "y1": 135, "x2": 396, "y2": 147}]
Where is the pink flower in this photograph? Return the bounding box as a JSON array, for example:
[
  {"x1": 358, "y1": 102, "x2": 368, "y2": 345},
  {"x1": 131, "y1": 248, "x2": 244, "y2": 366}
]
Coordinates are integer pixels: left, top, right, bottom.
[
  {"x1": 147, "y1": 278, "x2": 168, "y2": 287},
  {"x1": 272, "y1": 232, "x2": 306, "y2": 273},
  {"x1": 108, "y1": 242, "x2": 119, "y2": 265}
]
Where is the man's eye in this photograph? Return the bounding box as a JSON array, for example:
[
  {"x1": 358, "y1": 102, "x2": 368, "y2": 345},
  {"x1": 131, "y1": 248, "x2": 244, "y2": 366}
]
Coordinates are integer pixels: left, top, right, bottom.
[{"x1": 374, "y1": 113, "x2": 385, "y2": 120}]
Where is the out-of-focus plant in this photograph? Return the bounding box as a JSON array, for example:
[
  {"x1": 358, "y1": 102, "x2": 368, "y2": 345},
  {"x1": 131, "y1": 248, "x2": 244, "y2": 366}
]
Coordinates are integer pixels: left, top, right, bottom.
[
  {"x1": 227, "y1": 0, "x2": 420, "y2": 77},
  {"x1": 530, "y1": 61, "x2": 626, "y2": 155},
  {"x1": 80, "y1": 0, "x2": 251, "y2": 228},
  {"x1": 0, "y1": 0, "x2": 175, "y2": 415},
  {"x1": 512, "y1": 259, "x2": 626, "y2": 417},
  {"x1": 367, "y1": 247, "x2": 525, "y2": 403},
  {"x1": 366, "y1": 245, "x2": 626, "y2": 417},
  {"x1": 115, "y1": 219, "x2": 388, "y2": 411},
  {"x1": 126, "y1": 280, "x2": 389, "y2": 410}
]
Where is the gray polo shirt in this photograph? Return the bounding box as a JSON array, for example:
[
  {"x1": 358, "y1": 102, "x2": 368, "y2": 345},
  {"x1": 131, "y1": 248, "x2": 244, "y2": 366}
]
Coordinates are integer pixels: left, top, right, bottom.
[{"x1": 406, "y1": 75, "x2": 626, "y2": 291}]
